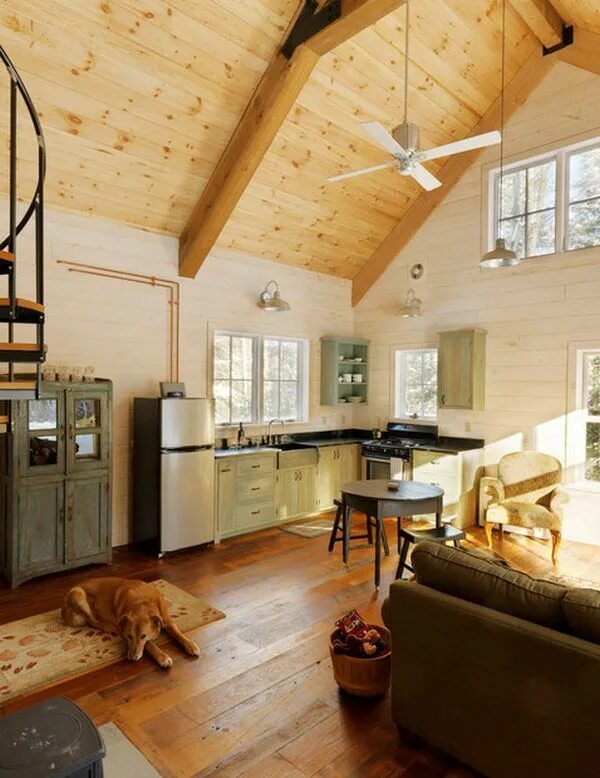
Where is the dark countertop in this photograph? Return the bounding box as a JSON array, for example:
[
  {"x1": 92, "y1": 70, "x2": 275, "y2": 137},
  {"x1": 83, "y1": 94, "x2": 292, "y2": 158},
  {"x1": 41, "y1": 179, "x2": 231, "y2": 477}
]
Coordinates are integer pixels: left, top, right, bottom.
[{"x1": 214, "y1": 429, "x2": 484, "y2": 457}]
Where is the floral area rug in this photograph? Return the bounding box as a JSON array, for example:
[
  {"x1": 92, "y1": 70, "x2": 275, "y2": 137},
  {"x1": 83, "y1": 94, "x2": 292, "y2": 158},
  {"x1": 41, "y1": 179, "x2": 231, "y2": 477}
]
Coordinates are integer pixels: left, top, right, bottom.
[
  {"x1": 280, "y1": 518, "x2": 334, "y2": 538},
  {"x1": 0, "y1": 579, "x2": 224, "y2": 703}
]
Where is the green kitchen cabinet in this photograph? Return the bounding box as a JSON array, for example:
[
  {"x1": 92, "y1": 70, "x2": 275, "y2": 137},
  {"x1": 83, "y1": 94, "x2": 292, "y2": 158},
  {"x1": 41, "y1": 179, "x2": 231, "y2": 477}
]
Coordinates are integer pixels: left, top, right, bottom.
[
  {"x1": 438, "y1": 329, "x2": 486, "y2": 411},
  {"x1": 277, "y1": 465, "x2": 317, "y2": 521},
  {"x1": 0, "y1": 380, "x2": 112, "y2": 587},
  {"x1": 316, "y1": 443, "x2": 361, "y2": 511},
  {"x1": 320, "y1": 337, "x2": 369, "y2": 407}
]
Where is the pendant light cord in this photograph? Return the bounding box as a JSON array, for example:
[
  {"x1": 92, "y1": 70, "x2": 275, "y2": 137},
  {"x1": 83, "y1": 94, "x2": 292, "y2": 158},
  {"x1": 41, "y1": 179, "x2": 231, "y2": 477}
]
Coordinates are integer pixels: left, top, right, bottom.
[
  {"x1": 499, "y1": 0, "x2": 506, "y2": 224},
  {"x1": 403, "y1": 0, "x2": 409, "y2": 124}
]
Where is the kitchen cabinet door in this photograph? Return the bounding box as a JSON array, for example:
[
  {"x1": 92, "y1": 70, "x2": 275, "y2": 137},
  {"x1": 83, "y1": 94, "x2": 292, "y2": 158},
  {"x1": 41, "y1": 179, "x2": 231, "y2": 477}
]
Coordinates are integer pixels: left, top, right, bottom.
[
  {"x1": 438, "y1": 329, "x2": 486, "y2": 410},
  {"x1": 17, "y1": 389, "x2": 65, "y2": 477},
  {"x1": 297, "y1": 466, "x2": 317, "y2": 516},
  {"x1": 216, "y1": 461, "x2": 236, "y2": 536},
  {"x1": 340, "y1": 444, "x2": 361, "y2": 486},
  {"x1": 317, "y1": 447, "x2": 338, "y2": 511},
  {"x1": 66, "y1": 475, "x2": 109, "y2": 563},
  {"x1": 66, "y1": 389, "x2": 111, "y2": 473},
  {"x1": 277, "y1": 468, "x2": 299, "y2": 521}
]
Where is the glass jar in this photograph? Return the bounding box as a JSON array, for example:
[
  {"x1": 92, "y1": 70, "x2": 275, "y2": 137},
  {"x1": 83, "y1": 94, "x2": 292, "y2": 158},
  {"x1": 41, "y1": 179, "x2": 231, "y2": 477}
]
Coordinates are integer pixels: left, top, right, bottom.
[
  {"x1": 42, "y1": 364, "x2": 56, "y2": 382},
  {"x1": 57, "y1": 365, "x2": 70, "y2": 383},
  {"x1": 83, "y1": 366, "x2": 95, "y2": 383},
  {"x1": 70, "y1": 366, "x2": 84, "y2": 383}
]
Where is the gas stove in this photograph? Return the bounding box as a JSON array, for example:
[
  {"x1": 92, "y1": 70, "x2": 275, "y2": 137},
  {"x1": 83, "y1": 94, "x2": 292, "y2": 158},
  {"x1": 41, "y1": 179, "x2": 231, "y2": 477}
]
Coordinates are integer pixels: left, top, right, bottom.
[{"x1": 362, "y1": 422, "x2": 438, "y2": 461}]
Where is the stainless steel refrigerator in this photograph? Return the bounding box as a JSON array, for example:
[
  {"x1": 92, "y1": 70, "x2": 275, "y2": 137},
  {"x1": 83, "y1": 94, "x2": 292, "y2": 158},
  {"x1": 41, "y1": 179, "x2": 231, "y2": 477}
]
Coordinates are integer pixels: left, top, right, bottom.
[{"x1": 133, "y1": 397, "x2": 215, "y2": 555}]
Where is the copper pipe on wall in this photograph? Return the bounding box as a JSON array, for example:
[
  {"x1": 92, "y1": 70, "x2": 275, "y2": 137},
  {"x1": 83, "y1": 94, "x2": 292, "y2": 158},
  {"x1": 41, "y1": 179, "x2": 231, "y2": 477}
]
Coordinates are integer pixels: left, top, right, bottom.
[{"x1": 56, "y1": 260, "x2": 181, "y2": 382}]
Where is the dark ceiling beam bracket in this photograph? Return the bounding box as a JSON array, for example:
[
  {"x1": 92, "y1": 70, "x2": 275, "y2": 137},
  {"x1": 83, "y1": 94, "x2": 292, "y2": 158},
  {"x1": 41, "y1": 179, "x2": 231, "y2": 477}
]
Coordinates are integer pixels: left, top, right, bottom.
[
  {"x1": 543, "y1": 24, "x2": 573, "y2": 56},
  {"x1": 282, "y1": 0, "x2": 342, "y2": 59}
]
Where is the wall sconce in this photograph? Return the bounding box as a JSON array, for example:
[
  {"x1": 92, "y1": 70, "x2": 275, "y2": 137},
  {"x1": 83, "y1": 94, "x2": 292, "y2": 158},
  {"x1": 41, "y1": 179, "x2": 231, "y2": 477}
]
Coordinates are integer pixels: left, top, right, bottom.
[
  {"x1": 398, "y1": 288, "x2": 422, "y2": 318},
  {"x1": 258, "y1": 280, "x2": 291, "y2": 312}
]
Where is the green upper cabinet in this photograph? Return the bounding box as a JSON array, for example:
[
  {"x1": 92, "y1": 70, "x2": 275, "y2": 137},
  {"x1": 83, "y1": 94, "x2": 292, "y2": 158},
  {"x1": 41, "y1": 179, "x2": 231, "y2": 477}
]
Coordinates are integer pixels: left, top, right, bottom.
[
  {"x1": 437, "y1": 329, "x2": 486, "y2": 411},
  {"x1": 320, "y1": 337, "x2": 369, "y2": 407}
]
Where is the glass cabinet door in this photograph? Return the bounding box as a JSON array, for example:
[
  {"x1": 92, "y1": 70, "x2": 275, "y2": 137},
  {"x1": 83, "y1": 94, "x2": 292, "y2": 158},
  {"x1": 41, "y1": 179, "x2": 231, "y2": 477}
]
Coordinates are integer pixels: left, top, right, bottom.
[
  {"x1": 66, "y1": 389, "x2": 110, "y2": 472},
  {"x1": 21, "y1": 388, "x2": 65, "y2": 475}
]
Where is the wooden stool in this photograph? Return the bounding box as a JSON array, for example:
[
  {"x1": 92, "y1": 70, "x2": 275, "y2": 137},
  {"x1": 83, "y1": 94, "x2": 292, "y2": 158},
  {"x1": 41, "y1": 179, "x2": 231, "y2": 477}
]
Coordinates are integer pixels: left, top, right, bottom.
[
  {"x1": 328, "y1": 499, "x2": 390, "y2": 563},
  {"x1": 395, "y1": 523, "x2": 465, "y2": 580}
]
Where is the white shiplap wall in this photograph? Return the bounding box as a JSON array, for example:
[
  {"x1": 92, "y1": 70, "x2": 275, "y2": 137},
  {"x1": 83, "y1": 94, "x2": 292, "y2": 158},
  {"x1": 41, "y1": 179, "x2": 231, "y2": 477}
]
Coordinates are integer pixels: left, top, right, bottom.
[
  {"x1": 10, "y1": 207, "x2": 353, "y2": 546},
  {"x1": 353, "y1": 62, "x2": 600, "y2": 545}
]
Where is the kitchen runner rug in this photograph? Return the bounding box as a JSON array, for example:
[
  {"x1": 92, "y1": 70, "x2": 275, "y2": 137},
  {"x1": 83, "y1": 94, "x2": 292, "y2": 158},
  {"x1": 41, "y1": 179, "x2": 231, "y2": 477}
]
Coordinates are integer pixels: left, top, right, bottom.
[
  {"x1": 280, "y1": 517, "x2": 334, "y2": 538},
  {"x1": 0, "y1": 579, "x2": 225, "y2": 703}
]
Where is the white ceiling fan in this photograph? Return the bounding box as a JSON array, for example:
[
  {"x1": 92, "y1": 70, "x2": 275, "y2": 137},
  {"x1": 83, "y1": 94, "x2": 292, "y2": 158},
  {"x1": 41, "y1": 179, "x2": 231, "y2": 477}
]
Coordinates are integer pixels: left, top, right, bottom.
[{"x1": 327, "y1": 0, "x2": 501, "y2": 192}]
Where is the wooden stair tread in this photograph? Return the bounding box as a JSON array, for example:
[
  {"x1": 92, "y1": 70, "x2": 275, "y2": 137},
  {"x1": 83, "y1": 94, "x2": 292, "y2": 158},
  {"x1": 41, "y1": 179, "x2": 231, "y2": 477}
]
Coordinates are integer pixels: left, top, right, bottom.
[
  {"x1": 0, "y1": 298, "x2": 44, "y2": 313},
  {"x1": 0, "y1": 381, "x2": 36, "y2": 390},
  {"x1": 0, "y1": 415, "x2": 9, "y2": 424},
  {"x1": 0, "y1": 251, "x2": 14, "y2": 263},
  {"x1": 0, "y1": 343, "x2": 41, "y2": 351}
]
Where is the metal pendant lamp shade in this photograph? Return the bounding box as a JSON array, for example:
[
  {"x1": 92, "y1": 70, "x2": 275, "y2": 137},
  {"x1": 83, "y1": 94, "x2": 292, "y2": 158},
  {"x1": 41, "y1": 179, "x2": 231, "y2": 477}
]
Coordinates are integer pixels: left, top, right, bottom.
[
  {"x1": 398, "y1": 288, "x2": 422, "y2": 318},
  {"x1": 259, "y1": 280, "x2": 290, "y2": 312},
  {"x1": 480, "y1": 237, "x2": 519, "y2": 268}
]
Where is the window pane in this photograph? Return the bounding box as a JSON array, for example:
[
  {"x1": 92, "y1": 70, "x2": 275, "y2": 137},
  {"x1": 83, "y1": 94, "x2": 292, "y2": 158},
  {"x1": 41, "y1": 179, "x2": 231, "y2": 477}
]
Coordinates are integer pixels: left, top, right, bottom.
[
  {"x1": 75, "y1": 399, "x2": 99, "y2": 428},
  {"x1": 587, "y1": 355, "x2": 600, "y2": 415},
  {"x1": 280, "y1": 341, "x2": 299, "y2": 380},
  {"x1": 569, "y1": 147, "x2": 600, "y2": 202},
  {"x1": 264, "y1": 340, "x2": 280, "y2": 380},
  {"x1": 231, "y1": 336, "x2": 253, "y2": 379},
  {"x1": 396, "y1": 349, "x2": 437, "y2": 419},
  {"x1": 214, "y1": 335, "x2": 230, "y2": 379},
  {"x1": 214, "y1": 380, "x2": 231, "y2": 425},
  {"x1": 499, "y1": 216, "x2": 525, "y2": 258},
  {"x1": 75, "y1": 434, "x2": 99, "y2": 459},
  {"x1": 28, "y1": 400, "x2": 57, "y2": 430},
  {"x1": 280, "y1": 382, "x2": 299, "y2": 420},
  {"x1": 30, "y1": 435, "x2": 58, "y2": 467},
  {"x1": 527, "y1": 161, "x2": 555, "y2": 211},
  {"x1": 230, "y1": 380, "x2": 253, "y2": 422},
  {"x1": 568, "y1": 198, "x2": 600, "y2": 250},
  {"x1": 500, "y1": 169, "x2": 525, "y2": 218},
  {"x1": 263, "y1": 380, "x2": 279, "y2": 419},
  {"x1": 585, "y1": 422, "x2": 600, "y2": 482},
  {"x1": 527, "y1": 209, "x2": 555, "y2": 256}
]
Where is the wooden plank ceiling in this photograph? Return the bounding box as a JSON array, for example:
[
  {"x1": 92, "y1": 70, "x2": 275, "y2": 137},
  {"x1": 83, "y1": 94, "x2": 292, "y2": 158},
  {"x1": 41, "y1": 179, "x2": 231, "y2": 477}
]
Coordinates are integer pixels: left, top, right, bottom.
[{"x1": 0, "y1": 1, "x2": 596, "y2": 285}]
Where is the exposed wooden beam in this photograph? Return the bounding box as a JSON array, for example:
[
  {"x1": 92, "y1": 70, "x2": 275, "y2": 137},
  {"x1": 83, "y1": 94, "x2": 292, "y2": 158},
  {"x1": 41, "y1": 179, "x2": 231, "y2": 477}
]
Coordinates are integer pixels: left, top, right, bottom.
[
  {"x1": 559, "y1": 28, "x2": 600, "y2": 77},
  {"x1": 179, "y1": 0, "x2": 405, "y2": 279},
  {"x1": 509, "y1": 0, "x2": 564, "y2": 49},
  {"x1": 351, "y1": 47, "x2": 558, "y2": 307}
]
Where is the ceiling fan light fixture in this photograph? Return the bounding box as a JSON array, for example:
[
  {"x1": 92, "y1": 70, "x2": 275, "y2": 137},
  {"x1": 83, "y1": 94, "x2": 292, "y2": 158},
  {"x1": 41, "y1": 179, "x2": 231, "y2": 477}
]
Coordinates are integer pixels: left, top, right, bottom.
[
  {"x1": 398, "y1": 288, "x2": 422, "y2": 318},
  {"x1": 480, "y1": 237, "x2": 519, "y2": 269},
  {"x1": 259, "y1": 280, "x2": 291, "y2": 312}
]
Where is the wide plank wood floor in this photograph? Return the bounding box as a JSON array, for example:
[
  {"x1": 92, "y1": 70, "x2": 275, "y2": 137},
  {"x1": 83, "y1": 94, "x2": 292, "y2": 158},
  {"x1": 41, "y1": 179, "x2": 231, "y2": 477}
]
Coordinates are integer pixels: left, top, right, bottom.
[{"x1": 1, "y1": 519, "x2": 599, "y2": 777}]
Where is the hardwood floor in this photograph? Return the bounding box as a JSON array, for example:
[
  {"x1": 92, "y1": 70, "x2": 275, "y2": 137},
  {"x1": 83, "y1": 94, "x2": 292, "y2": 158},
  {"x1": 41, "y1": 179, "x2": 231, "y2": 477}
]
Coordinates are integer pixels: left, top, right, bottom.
[{"x1": 1, "y1": 520, "x2": 599, "y2": 777}]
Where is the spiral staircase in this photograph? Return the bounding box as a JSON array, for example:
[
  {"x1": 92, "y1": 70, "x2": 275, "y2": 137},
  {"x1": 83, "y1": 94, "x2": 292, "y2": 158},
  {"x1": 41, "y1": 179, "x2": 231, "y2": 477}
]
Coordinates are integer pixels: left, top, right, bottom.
[{"x1": 0, "y1": 44, "x2": 46, "y2": 413}]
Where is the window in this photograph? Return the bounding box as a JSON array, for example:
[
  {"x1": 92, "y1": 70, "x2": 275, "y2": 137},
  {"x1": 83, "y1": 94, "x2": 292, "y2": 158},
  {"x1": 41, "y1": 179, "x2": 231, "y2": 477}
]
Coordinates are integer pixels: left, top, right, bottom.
[
  {"x1": 394, "y1": 349, "x2": 437, "y2": 420},
  {"x1": 488, "y1": 138, "x2": 600, "y2": 260},
  {"x1": 582, "y1": 352, "x2": 600, "y2": 483},
  {"x1": 213, "y1": 331, "x2": 307, "y2": 426},
  {"x1": 496, "y1": 159, "x2": 556, "y2": 258}
]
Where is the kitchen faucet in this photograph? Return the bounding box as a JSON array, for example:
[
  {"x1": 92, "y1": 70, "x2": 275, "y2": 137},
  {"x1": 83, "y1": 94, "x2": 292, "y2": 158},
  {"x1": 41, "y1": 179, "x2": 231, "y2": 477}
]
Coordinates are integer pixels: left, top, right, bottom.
[{"x1": 267, "y1": 418, "x2": 285, "y2": 445}]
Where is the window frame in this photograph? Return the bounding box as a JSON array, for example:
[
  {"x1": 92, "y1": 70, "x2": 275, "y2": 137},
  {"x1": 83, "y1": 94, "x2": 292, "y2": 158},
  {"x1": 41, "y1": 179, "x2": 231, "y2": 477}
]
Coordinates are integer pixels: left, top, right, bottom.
[
  {"x1": 212, "y1": 330, "x2": 309, "y2": 428},
  {"x1": 566, "y1": 343, "x2": 600, "y2": 491},
  {"x1": 392, "y1": 347, "x2": 438, "y2": 421},
  {"x1": 485, "y1": 136, "x2": 600, "y2": 262}
]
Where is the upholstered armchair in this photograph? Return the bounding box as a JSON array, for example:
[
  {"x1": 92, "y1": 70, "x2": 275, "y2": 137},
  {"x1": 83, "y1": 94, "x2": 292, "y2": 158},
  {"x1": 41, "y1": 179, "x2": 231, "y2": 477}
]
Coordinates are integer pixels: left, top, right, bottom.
[{"x1": 479, "y1": 451, "x2": 567, "y2": 564}]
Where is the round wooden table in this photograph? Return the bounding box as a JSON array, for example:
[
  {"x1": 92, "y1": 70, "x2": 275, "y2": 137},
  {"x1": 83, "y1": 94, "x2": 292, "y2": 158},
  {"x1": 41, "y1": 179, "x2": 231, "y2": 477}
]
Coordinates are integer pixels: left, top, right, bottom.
[{"x1": 340, "y1": 479, "x2": 444, "y2": 588}]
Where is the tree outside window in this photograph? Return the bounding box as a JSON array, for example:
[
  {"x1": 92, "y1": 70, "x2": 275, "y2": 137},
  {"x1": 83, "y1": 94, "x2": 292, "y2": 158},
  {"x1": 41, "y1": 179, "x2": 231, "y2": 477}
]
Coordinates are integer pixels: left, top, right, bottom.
[{"x1": 395, "y1": 349, "x2": 437, "y2": 420}]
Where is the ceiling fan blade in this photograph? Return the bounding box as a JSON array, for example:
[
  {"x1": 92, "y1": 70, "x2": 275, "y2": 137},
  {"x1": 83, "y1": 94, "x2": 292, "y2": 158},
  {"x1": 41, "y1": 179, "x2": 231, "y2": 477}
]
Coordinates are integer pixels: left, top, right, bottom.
[
  {"x1": 361, "y1": 121, "x2": 407, "y2": 157},
  {"x1": 410, "y1": 163, "x2": 442, "y2": 191},
  {"x1": 327, "y1": 160, "x2": 397, "y2": 183},
  {"x1": 417, "y1": 131, "x2": 502, "y2": 162}
]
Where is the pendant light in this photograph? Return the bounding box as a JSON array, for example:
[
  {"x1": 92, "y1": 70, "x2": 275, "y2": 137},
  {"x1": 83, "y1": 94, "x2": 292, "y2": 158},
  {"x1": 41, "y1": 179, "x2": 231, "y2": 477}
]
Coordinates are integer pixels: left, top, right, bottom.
[
  {"x1": 258, "y1": 280, "x2": 291, "y2": 312},
  {"x1": 398, "y1": 288, "x2": 422, "y2": 318},
  {"x1": 480, "y1": 0, "x2": 519, "y2": 269}
]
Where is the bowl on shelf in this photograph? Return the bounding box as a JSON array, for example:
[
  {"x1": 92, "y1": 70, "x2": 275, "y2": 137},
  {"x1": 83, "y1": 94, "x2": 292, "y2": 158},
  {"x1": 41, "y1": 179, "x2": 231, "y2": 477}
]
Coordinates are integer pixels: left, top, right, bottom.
[{"x1": 347, "y1": 396, "x2": 363, "y2": 404}]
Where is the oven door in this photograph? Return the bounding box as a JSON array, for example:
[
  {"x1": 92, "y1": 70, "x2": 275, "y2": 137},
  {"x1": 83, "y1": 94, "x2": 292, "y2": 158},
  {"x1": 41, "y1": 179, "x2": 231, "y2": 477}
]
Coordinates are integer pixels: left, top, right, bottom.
[{"x1": 362, "y1": 456, "x2": 391, "y2": 480}]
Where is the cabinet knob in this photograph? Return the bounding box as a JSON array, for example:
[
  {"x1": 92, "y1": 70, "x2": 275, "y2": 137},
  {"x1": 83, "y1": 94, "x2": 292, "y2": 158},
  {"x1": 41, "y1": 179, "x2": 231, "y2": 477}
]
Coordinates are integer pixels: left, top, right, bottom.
[{"x1": 441, "y1": 394, "x2": 446, "y2": 405}]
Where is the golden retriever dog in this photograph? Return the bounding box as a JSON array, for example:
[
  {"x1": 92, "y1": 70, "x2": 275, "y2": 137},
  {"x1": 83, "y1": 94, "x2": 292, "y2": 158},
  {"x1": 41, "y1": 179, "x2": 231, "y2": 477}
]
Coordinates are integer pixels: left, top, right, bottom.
[{"x1": 61, "y1": 577, "x2": 200, "y2": 669}]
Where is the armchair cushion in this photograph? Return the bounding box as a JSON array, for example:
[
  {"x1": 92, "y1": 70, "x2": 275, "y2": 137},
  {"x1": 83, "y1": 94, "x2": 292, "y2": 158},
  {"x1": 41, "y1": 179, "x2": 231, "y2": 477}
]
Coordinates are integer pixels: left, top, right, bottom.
[
  {"x1": 563, "y1": 589, "x2": 600, "y2": 645},
  {"x1": 411, "y1": 541, "x2": 568, "y2": 631},
  {"x1": 498, "y1": 451, "x2": 562, "y2": 504},
  {"x1": 486, "y1": 500, "x2": 562, "y2": 531}
]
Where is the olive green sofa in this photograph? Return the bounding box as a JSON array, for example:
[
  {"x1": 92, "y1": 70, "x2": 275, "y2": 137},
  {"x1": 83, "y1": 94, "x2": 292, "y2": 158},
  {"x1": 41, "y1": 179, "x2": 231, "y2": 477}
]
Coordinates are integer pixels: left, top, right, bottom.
[{"x1": 382, "y1": 541, "x2": 600, "y2": 778}]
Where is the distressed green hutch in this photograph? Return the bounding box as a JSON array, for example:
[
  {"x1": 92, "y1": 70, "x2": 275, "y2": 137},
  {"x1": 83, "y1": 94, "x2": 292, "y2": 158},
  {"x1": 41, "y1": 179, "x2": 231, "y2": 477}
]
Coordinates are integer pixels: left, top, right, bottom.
[{"x1": 0, "y1": 380, "x2": 112, "y2": 587}]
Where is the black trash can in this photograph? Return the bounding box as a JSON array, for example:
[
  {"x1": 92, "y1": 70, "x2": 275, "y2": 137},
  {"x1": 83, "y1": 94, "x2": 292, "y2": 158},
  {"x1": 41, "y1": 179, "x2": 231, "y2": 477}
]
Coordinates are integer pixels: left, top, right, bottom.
[{"x1": 0, "y1": 696, "x2": 105, "y2": 777}]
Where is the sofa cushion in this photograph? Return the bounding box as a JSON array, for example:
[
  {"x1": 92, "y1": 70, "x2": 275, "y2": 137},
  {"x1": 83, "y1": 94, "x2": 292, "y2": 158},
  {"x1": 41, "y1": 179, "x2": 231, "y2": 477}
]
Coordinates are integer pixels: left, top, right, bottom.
[
  {"x1": 411, "y1": 541, "x2": 568, "y2": 630},
  {"x1": 562, "y1": 588, "x2": 600, "y2": 644},
  {"x1": 486, "y1": 500, "x2": 561, "y2": 530}
]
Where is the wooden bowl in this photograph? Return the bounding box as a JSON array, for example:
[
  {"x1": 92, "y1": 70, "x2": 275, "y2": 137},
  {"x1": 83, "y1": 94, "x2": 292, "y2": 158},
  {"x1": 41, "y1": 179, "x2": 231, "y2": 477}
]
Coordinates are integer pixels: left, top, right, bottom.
[{"x1": 329, "y1": 625, "x2": 391, "y2": 697}]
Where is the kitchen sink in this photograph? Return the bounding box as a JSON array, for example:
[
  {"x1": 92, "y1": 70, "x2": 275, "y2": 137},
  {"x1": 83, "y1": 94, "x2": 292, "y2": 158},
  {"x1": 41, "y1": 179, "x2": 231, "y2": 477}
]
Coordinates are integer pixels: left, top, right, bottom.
[
  {"x1": 275, "y1": 442, "x2": 311, "y2": 451},
  {"x1": 277, "y1": 444, "x2": 318, "y2": 469}
]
